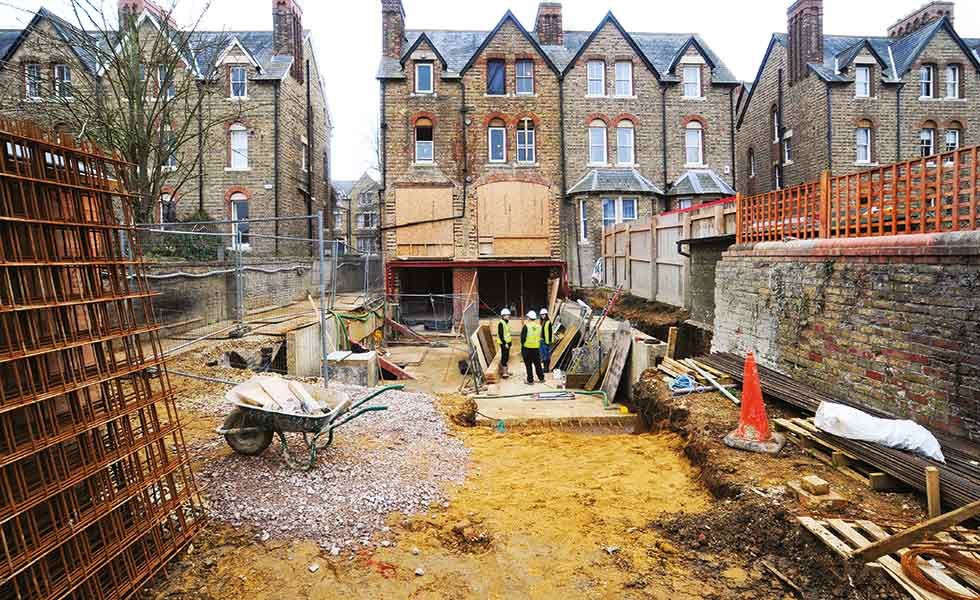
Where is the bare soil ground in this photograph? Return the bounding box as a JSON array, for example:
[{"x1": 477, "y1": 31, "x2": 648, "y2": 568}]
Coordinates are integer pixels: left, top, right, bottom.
[
  {"x1": 142, "y1": 333, "x2": 926, "y2": 599},
  {"x1": 576, "y1": 288, "x2": 689, "y2": 333}
]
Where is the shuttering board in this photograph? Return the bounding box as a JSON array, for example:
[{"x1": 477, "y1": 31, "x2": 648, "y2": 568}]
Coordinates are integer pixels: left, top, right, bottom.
[
  {"x1": 394, "y1": 187, "x2": 454, "y2": 257},
  {"x1": 476, "y1": 181, "x2": 551, "y2": 257}
]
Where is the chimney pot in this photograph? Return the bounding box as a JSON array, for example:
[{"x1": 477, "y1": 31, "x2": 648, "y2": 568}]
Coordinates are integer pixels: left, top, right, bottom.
[
  {"x1": 787, "y1": 0, "x2": 823, "y2": 83},
  {"x1": 382, "y1": 0, "x2": 406, "y2": 59},
  {"x1": 887, "y1": 1, "x2": 954, "y2": 38},
  {"x1": 535, "y1": 2, "x2": 563, "y2": 46}
]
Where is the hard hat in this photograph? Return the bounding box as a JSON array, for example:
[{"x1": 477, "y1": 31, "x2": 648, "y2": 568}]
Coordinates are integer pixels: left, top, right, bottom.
[
  {"x1": 500, "y1": 308, "x2": 511, "y2": 317},
  {"x1": 539, "y1": 308, "x2": 548, "y2": 316},
  {"x1": 526, "y1": 310, "x2": 537, "y2": 320}
]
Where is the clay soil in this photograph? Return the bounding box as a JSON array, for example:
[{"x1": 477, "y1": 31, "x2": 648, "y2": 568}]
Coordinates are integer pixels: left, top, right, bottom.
[
  {"x1": 576, "y1": 288, "x2": 689, "y2": 333},
  {"x1": 143, "y1": 336, "x2": 925, "y2": 599}
]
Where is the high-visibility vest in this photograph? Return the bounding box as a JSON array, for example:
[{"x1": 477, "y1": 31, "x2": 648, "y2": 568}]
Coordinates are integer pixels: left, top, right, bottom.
[
  {"x1": 497, "y1": 319, "x2": 512, "y2": 345},
  {"x1": 524, "y1": 322, "x2": 542, "y2": 349},
  {"x1": 542, "y1": 320, "x2": 553, "y2": 344}
]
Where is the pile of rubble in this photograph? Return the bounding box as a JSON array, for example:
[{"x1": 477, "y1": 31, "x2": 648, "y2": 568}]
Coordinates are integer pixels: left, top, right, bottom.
[{"x1": 196, "y1": 384, "x2": 469, "y2": 552}]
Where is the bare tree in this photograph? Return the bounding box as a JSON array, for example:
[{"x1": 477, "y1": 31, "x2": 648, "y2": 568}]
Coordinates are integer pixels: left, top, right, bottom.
[{"x1": 2, "y1": 0, "x2": 253, "y2": 222}]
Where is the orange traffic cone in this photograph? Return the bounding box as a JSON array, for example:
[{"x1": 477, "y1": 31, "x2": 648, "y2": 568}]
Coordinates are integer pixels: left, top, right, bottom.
[{"x1": 723, "y1": 352, "x2": 785, "y2": 454}]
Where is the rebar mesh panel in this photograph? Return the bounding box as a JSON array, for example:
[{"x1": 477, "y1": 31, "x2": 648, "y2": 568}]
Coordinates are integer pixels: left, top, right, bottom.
[{"x1": 0, "y1": 120, "x2": 203, "y2": 600}]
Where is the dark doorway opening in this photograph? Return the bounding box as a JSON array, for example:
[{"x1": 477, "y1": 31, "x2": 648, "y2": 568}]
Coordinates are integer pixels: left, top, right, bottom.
[
  {"x1": 395, "y1": 267, "x2": 454, "y2": 330},
  {"x1": 478, "y1": 267, "x2": 549, "y2": 318}
]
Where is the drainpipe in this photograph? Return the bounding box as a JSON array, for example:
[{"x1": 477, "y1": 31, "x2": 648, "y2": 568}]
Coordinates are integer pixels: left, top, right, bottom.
[
  {"x1": 895, "y1": 83, "x2": 903, "y2": 158},
  {"x1": 728, "y1": 87, "x2": 736, "y2": 189},
  {"x1": 306, "y1": 59, "x2": 314, "y2": 249},
  {"x1": 197, "y1": 82, "x2": 204, "y2": 213},
  {"x1": 825, "y1": 80, "x2": 832, "y2": 171},
  {"x1": 777, "y1": 69, "x2": 784, "y2": 184},
  {"x1": 660, "y1": 84, "x2": 668, "y2": 195},
  {"x1": 380, "y1": 81, "x2": 387, "y2": 257},
  {"x1": 274, "y1": 80, "x2": 281, "y2": 254}
]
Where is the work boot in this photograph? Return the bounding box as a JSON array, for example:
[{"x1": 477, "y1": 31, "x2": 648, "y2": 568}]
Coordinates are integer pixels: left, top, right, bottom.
[{"x1": 526, "y1": 379, "x2": 534, "y2": 385}]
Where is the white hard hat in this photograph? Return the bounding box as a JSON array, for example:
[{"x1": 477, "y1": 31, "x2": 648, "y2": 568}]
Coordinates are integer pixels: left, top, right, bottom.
[
  {"x1": 539, "y1": 308, "x2": 548, "y2": 316},
  {"x1": 527, "y1": 310, "x2": 537, "y2": 320},
  {"x1": 500, "y1": 308, "x2": 511, "y2": 317}
]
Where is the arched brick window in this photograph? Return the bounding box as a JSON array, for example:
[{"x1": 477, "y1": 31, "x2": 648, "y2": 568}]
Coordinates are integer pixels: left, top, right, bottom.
[
  {"x1": 920, "y1": 120, "x2": 938, "y2": 156},
  {"x1": 615, "y1": 119, "x2": 635, "y2": 166},
  {"x1": 945, "y1": 120, "x2": 963, "y2": 152},
  {"x1": 685, "y1": 121, "x2": 703, "y2": 166},
  {"x1": 414, "y1": 117, "x2": 433, "y2": 164},
  {"x1": 588, "y1": 119, "x2": 607, "y2": 165}
]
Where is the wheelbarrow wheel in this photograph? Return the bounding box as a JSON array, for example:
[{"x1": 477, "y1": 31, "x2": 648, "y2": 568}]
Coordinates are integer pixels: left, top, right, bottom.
[{"x1": 223, "y1": 408, "x2": 273, "y2": 456}]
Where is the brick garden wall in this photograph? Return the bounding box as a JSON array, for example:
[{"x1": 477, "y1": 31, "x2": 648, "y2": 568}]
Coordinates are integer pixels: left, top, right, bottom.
[{"x1": 712, "y1": 231, "x2": 980, "y2": 440}]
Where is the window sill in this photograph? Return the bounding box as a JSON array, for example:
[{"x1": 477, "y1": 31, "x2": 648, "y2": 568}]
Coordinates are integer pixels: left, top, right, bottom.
[
  {"x1": 413, "y1": 161, "x2": 436, "y2": 167},
  {"x1": 783, "y1": 160, "x2": 794, "y2": 166},
  {"x1": 410, "y1": 92, "x2": 436, "y2": 97},
  {"x1": 515, "y1": 162, "x2": 539, "y2": 168},
  {"x1": 685, "y1": 163, "x2": 706, "y2": 168},
  {"x1": 484, "y1": 93, "x2": 508, "y2": 98},
  {"x1": 615, "y1": 163, "x2": 638, "y2": 168},
  {"x1": 854, "y1": 162, "x2": 878, "y2": 167},
  {"x1": 22, "y1": 97, "x2": 43, "y2": 103},
  {"x1": 515, "y1": 93, "x2": 537, "y2": 98},
  {"x1": 227, "y1": 245, "x2": 251, "y2": 252},
  {"x1": 486, "y1": 162, "x2": 510, "y2": 167},
  {"x1": 587, "y1": 162, "x2": 609, "y2": 168},
  {"x1": 943, "y1": 97, "x2": 966, "y2": 102},
  {"x1": 918, "y1": 96, "x2": 938, "y2": 101},
  {"x1": 225, "y1": 167, "x2": 251, "y2": 172},
  {"x1": 612, "y1": 94, "x2": 636, "y2": 99},
  {"x1": 585, "y1": 94, "x2": 606, "y2": 99},
  {"x1": 682, "y1": 96, "x2": 706, "y2": 101},
  {"x1": 854, "y1": 95, "x2": 877, "y2": 100}
]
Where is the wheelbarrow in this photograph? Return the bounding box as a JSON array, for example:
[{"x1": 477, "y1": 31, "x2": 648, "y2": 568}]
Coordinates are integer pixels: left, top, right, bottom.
[{"x1": 217, "y1": 384, "x2": 404, "y2": 471}]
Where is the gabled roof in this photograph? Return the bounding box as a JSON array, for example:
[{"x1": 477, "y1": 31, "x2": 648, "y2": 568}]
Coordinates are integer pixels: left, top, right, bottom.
[
  {"x1": 739, "y1": 18, "x2": 980, "y2": 128},
  {"x1": 666, "y1": 36, "x2": 716, "y2": 74},
  {"x1": 380, "y1": 12, "x2": 736, "y2": 85},
  {"x1": 2, "y1": 8, "x2": 102, "y2": 74},
  {"x1": 333, "y1": 180, "x2": 356, "y2": 199},
  {"x1": 399, "y1": 32, "x2": 448, "y2": 70},
  {"x1": 557, "y1": 12, "x2": 659, "y2": 79},
  {"x1": 0, "y1": 30, "x2": 18, "y2": 58},
  {"x1": 567, "y1": 169, "x2": 663, "y2": 196},
  {"x1": 212, "y1": 36, "x2": 261, "y2": 71},
  {"x1": 736, "y1": 34, "x2": 779, "y2": 129},
  {"x1": 668, "y1": 169, "x2": 735, "y2": 197},
  {"x1": 460, "y1": 11, "x2": 559, "y2": 75}
]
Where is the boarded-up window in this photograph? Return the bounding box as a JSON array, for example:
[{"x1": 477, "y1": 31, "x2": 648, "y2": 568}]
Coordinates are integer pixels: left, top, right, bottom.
[
  {"x1": 394, "y1": 187, "x2": 454, "y2": 257},
  {"x1": 476, "y1": 181, "x2": 551, "y2": 257}
]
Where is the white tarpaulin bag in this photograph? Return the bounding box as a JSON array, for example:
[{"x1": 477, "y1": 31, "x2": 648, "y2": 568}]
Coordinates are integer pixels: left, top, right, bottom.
[{"x1": 814, "y1": 401, "x2": 945, "y2": 463}]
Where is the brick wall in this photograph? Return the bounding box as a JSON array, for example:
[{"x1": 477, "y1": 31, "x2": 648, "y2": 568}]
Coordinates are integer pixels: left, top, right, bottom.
[
  {"x1": 146, "y1": 258, "x2": 323, "y2": 331},
  {"x1": 712, "y1": 231, "x2": 980, "y2": 440}
]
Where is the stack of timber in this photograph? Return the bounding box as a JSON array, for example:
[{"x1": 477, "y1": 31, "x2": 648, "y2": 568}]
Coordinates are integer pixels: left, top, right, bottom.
[
  {"x1": 658, "y1": 356, "x2": 732, "y2": 387},
  {"x1": 700, "y1": 352, "x2": 980, "y2": 510},
  {"x1": 0, "y1": 122, "x2": 204, "y2": 598}
]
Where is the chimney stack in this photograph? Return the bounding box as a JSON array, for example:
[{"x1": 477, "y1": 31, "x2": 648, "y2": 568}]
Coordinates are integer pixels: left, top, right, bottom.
[
  {"x1": 273, "y1": 0, "x2": 304, "y2": 81},
  {"x1": 787, "y1": 0, "x2": 823, "y2": 83},
  {"x1": 382, "y1": 0, "x2": 406, "y2": 59},
  {"x1": 119, "y1": 0, "x2": 174, "y2": 29},
  {"x1": 887, "y1": 1, "x2": 954, "y2": 38},
  {"x1": 535, "y1": 2, "x2": 563, "y2": 46}
]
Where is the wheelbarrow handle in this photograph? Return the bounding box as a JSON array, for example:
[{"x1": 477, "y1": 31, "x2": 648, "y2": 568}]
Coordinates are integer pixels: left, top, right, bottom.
[
  {"x1": 348, "y1": 384, "x2": 405, "y2": 412},
  {"x1": 328, "y1": 404, "x2": 388, "y2": 431}
]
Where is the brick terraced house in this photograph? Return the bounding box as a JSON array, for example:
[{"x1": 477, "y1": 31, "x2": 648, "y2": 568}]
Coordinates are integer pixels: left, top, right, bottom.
[
  {"x1": 379, "y1": 1, "x2": 737, "y2": 308},
  {"x1": 0, "y1": 0, "x2": 331, "y2": 254},
  {"x1": 737, "y1": 0, "x2": 980, "y2": 195},
  {"x1": 333, "y1": 170, "x2": 382, "y2": 253}
]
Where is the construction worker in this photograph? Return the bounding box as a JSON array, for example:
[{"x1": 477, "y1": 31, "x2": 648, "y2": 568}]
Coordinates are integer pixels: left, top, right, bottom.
[
  {"x1": 521, "y1": 310, "x2": 545, "y2": 385},
  {"x1": 497, "y1": 308, "x2": 512, "y2": 379},
  {"x1": 539, "y1": 308, "x2": 553, "y2": 372}
]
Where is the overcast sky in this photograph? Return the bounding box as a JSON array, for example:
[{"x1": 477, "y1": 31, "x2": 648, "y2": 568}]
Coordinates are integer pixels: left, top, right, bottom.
[{"x1": 1, "y1": 0, "x2": 978, "y2": 181}]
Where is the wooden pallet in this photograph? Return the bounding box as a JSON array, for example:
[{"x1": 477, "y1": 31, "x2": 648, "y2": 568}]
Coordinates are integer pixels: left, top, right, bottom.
[
  {"x1": 799, "y1": 516, "x2": 980, "y2": 600},
  {"x1": 774, "y1": 418, "x2": 906, "y2": 492}
]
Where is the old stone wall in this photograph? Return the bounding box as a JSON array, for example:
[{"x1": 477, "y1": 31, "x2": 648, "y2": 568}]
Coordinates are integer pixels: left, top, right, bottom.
[
  {"x1": 712, "y1": 231, "x2": 980, "y2": 440},
  {"x1": 687, "y1": 238, "x2": 731, "y2": 326}
]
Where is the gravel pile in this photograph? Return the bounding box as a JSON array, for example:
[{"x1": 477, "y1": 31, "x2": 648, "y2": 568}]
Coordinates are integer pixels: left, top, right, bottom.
[{"x1": 196, "y1": 383, "x2": 470, "y2": 551}]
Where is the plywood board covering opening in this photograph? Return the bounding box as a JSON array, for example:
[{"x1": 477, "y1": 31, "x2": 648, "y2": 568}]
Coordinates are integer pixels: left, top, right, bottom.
[{"x1": 476, "y1": 181, "x2": 551, "y2": 257}]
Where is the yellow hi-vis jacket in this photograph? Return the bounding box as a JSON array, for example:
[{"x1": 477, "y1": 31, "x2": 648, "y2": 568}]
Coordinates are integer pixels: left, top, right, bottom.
[
  {"x1": 497, "y1": 319, "x2": 512, "y2": 345},
  {"x1": 542, "y1": 320, "x2": 553, "y2": 345},
  {"x1": 523, "y1": 322, "x2": 542, "y2": 349}
]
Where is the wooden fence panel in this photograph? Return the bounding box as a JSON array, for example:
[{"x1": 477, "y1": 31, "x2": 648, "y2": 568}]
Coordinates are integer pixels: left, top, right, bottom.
[{"x1": 740, "y1": 145, "x2": 980, "y2": 243}]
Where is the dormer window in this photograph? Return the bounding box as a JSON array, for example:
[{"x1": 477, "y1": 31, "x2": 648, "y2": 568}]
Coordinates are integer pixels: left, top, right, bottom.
[
  {"x1": 587, "y1": 61, "x2": 605, "y2": 97},
  {"x1": 415, "y1": 62, "x2": 433, "y2": 94},
  {"x1": 487, "y1": 59, "x2": 506, "y2": 95},
  {"x1": 855, "y1": 65, "x2": 871, "y2": 98},
  {"x1": 516, "y1": 60, "x2": 534, "y2": 95},
  {"x1": 919, "y1": 64, "x2": 935, "y2": 98},
  {"x1": 682, "y1": 65, "x2": 701, "y2": 98},
  {"x1": 945, "y1": 64, "x2": 960, "y2": 99},
  {"x1": 24, "y1": 64, "x2": 41, "y2": 99},
  {"x1": 230, "y1": 66, "x2": 247, "y2": 98}
]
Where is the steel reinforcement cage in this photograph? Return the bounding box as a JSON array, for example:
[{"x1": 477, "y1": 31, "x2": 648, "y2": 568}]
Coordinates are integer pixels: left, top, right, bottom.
[{"x1": 0, "y1": 121, "x2": 204, "y2": 599}]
